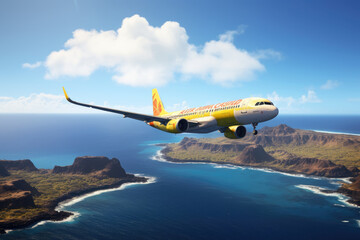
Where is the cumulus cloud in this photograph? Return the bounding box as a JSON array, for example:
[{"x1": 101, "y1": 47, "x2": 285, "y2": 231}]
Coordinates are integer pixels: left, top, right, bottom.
[
  {"x1": 252, "y1": 49, "x2": 282, "y2": 60},
  {"x1": 300, "y1": 90, "x2": 321, "y2": 103},
  {"x1": 22, "y1": 61, "x2": 42, "y2": 69},
  {"x1": 167, "y1": 100, "x2": 189, "y2": 112},
  {"x1": 321, "y1": 80, "x2": 339, "y2": 90},
  {"x1": 182, "y1": 40, "x2": 265, "y2": 85},
  {"x1": 267, "y1": 90, "x2": 321, "y2": 113},
  {"x1": 0, "y1": 93, "x2": 85, "y2": 113},
  {"x1": 267, "y1": 91, "x2": 295, "y2": 107},
  {"x1": 44, "y1": 15, "x2": 277, "y2": 86},
  {"x1": 0, "y1": 93, "x2": 152, "y2": 114},
  {"x1": 219, "y1": 25, "x2": 246, "y2": 42}
]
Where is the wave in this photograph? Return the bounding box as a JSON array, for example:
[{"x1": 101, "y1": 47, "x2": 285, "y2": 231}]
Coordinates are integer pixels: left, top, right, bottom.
[
  {"x1": 247, "y1": 167, "x2": 324, "y2": 179},
  {"x1": 150, "y1": 149, "x2": 181, "y2": 164},
  {"x1": 311, "y1": 129, "x2": 360, "y2": 136},
  {"x1": 31, "y1": 211, "x2": 81, "y2": 229},
  {"x1": 150, "y1": 149, "x2": 210, "y2": 166},
  {"x1": 210, "y1": 163, "x2": 244, "y2": 170},
  {"x1": 30, "y1": 175, "x2": 156, "y2": 230},
  {"x1": 295, "y1": 184, "x2": 359, "y2": 209},
  {"x1": 334, "y1": 203, "x2": 346, "y2": 208}
]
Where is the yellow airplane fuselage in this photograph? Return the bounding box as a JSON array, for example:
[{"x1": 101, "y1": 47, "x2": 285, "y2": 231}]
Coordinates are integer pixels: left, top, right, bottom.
[{"x1": 148, "y1": 89, "x2": 278, "y2": 138}]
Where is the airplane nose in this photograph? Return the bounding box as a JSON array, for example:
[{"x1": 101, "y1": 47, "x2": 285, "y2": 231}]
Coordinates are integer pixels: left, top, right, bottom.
[{"x1": 273, "y1": 107, "x2": 279, "y2": 117}]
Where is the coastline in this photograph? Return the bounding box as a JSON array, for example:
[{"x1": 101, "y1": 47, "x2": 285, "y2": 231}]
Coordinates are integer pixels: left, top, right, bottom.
[
  {"x1": 1, "y1": 174, "x2": 153, "y2": 234},
  {"x1": 156, "y1": 145, "x2": 360, "y2": 208},
  {"x1": 158, "y1": 147, "x2": 349, "y2": 180}
]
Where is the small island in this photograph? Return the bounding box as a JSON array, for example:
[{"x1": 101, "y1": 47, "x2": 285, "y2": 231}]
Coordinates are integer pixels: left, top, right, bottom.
[
  {"x1": 160, "y1": 124, "x2": 360, "y2": 206},
  {"x1": 0, "y1": 156, "x2": 148, "y2": 234}
]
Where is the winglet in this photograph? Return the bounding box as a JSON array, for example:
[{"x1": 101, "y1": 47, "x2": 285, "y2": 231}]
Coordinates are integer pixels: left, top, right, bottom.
[{"x1": 62, "y1": 87, "x2": 70, "y2": 101}]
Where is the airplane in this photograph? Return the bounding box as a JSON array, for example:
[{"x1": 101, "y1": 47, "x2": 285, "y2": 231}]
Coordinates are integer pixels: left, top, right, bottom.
[{"x1": 62, "y1": 87, "x2": 278, "y2": 139}]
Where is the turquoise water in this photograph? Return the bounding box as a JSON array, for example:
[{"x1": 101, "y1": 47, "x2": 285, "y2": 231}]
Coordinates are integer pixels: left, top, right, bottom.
[{"x1": 0, "y1": 114, "x2": 359, "y2": 239}]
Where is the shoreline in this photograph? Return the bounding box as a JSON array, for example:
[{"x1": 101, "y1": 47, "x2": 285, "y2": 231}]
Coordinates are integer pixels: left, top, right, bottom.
[
  {"x1": 157, "y1": 147, "x2": 350, "y2": 181},
  {"x1": 310, "y1": 129, "x2": 360, "y2": 137},
  {"x1": 1, "y1": 174, "x2": 155, "y2": 234},
  {"x1": 294, "y1": 184, "x2": 359, "y2": 209},
  {"x1": 155, "y1": 145, "x2": 359, "y2": 207}
]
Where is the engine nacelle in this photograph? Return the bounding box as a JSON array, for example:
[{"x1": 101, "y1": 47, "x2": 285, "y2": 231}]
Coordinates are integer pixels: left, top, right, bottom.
[
  {"x1": 224, "y1": 125, "x2": 246, "y2": 139},
  {"x1": 166, "y1": 118, "x2": 189, "y2": 133}
]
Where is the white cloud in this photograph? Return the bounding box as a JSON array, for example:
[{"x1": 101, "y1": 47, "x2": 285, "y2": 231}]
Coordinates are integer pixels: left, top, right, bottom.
[
  {"x1": 267, "y1": 90, "x2": 322, "y2": 113},
  {"x1": 252, "y1": 49, "x2": 282, "y2": 60},
  {"x1": 0, "y1": 93, "x2": 152, "y2": 114},
  {"x1": 300, "y1": 90, "x2": 321, "y2": 103},
  {"x1": 219, "y1": 25, "x2": 246, "y2": 42},
  {"x1": 44, "y1": 15, "x2": 277, "y2": 86},
  {"x1": 0, "y1": 93, "x2": 86, "y2": 113},
  {"x1": 22, "y1": 61, "x2": 42, "y2": 69},
  {"x1": 167, "y1": 100, "x2": 189, "y2": 112},
  {"x1": 321, "y1": 80, "x2": 339, "y2": 90},
  {"x1": 182, "y1": 40, "x2": 265, "y2": 85},
  {"x1": 267, "y1": 91, "x2": 295, "y2": 107},
  {"x1": 0, "y1": 96, "x2": 12, "y2": 100}
]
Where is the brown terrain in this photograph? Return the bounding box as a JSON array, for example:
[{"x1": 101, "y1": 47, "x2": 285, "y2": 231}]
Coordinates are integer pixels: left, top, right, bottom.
[
  {"x1": 162, "y1": 124, "x2": 360, "y2": 205},
  {"x1": 53, "y1": 156, "x2": 127, "y2": 178},
  {"x1": 0, "y1": 164, "x2": 10, "y2": 177},
  {"x1": 0, "y1": 156, "x2": 147, "y2": 234},
  {"x1": 0, "y1": 179, "x2": 39, "y2": 209},
  {"x1": 0, "y1": 159, "x2": 38, "y2": 172}
]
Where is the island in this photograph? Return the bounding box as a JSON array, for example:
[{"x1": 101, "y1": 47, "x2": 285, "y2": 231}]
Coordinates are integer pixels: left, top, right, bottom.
[
  {"x1": 160, "y1": 124, "x2": 360, "y2": 205},
  {"x1": 0, "y1": 156, "x2": 148, "y2": 234}
]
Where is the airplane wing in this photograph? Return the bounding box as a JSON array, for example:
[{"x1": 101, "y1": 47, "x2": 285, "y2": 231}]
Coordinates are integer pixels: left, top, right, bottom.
[{"x1": 62, "y1": 87, "x2": 171, "y2": 124}]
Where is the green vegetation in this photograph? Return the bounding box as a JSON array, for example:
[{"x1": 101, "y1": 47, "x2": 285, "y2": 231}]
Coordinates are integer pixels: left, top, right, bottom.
[
  {"x1": 166, "y1": 143, "x2": 239, "y2": 163},
  {"x1": 264, "y1": 144, "x2": 360, "y2": 168},
  {"x1": 0, "y1": 170, "x2": 122, "y2": 222},
  {"x1": 0, "y1": 208, "x2": 47, "y2": 221}
]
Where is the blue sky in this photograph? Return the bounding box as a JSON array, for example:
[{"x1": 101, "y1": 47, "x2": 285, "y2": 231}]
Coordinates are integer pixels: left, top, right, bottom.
[{"x1": 0, "y1": 0, "x2": 359, "y2": 114}]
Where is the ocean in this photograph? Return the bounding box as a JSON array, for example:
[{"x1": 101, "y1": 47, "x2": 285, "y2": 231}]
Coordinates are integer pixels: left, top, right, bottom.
[{"x1": 0, "y1": 114, "x2": 359, "y2": 240}]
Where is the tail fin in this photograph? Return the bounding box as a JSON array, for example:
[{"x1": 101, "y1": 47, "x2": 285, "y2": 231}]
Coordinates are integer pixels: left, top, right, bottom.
[{"x1": 152, "y1": 89, "x2": 167, "y2": 116}]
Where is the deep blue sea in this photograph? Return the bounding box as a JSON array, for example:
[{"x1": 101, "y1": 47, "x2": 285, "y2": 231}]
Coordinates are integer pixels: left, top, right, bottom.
[{"x1": 0, "y1": 114, "x2": 359, "y2": 240}]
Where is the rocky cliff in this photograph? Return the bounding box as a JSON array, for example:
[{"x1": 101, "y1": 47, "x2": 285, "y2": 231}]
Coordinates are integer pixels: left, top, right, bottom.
[
  {"x1": 179, "y1": 137, "x2": 249, "y2": 152},
  {"x1": 0, "y1": 164, "x2": 10, "y2": 177},
  {"x1": 0, "y1": 179, "x2": 39, "y2": 209},
  {"x1": 0, "y1": 179, "x2": 40, "y2": 196},
  {"x1": 52, "y1": 156, "x2": 127, "y2": 178},
  {"x1": 235, "y1": 145, "x2": 274, "y2": 164},
  {"x1": 338, "y1": 175, "x2": 360, "y2": 205},
  {"x1": 242, "y1": 124, "x2": 360, "y2": 147},
  {"x1": 0, "y1": 160, "x2": 38, "y2": 172},
  {"x1": 272, "y1": 157, "x2": 353, "y2": 177}
]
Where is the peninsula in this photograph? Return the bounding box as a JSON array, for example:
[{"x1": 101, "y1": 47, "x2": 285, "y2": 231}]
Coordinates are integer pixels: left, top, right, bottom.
[
  {"x1": 161, "y1": 124, "x2": 360, "y2": 205},
  {"x1": 0, "y1": 156, "x2": 148, "y2": 234}
]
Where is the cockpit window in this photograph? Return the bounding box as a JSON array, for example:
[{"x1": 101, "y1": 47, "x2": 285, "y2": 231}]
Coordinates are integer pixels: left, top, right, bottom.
[{"x1": 255, "y1": 101, "x2": 273, "y2": 106}]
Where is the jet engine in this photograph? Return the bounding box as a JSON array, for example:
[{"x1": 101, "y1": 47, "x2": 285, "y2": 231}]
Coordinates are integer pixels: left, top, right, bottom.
[
  {"x1": 224, "y1": 125, "x2": 246, "y2": 139},
  {"x1": 166, "y1": 118, "x2": 189, "y2": 133}
]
